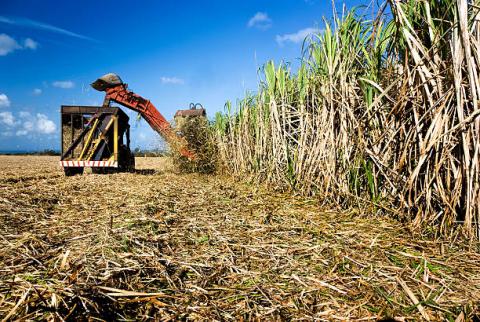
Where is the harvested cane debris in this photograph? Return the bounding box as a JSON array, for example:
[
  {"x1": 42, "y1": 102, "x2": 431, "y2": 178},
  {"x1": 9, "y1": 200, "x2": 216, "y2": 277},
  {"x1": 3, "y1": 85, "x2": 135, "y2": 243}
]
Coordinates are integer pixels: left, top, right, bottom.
[
  {"x1": 173, "y1": 116, "x2": 217, "y2": 174},
  {"x1": 0, "y1": 155, "x2": 479, "y2": 320}
]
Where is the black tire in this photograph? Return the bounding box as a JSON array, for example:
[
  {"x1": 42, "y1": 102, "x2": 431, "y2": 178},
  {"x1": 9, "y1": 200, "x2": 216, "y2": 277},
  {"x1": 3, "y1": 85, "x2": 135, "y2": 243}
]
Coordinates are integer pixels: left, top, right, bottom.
[
  {"x1": 118, "y1": 145, "x2": 135, "y2": 172},
  {"x1": 91, "y1": 145, "x2": 135, "y2": 174},
  {"x1": 91, "y1": 167, "x2": 106, "y2": 174},
  {"x1": 92, "y1": 167, "x2": 116, "y2": 174},
  {"x1": 128, "y1": 154, "x2": 135, "y2": 172},
  {"x1": 64, "y1": 167, "x2": 84, "y2": 176}
]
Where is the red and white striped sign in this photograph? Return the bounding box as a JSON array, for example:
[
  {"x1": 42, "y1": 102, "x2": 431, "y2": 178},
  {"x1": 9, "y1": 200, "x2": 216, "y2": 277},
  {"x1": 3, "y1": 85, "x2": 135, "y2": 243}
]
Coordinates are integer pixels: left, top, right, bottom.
[{"x1": 60, "y1": 160, "x2": 118, "y2": 168}]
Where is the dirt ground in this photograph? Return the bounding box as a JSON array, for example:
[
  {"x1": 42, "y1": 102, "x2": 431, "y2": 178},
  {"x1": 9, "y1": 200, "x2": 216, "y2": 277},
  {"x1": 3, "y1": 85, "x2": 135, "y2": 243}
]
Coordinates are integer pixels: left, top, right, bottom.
[{"x1": 0, "y1": 155, "x2": 479, "y2": 321}]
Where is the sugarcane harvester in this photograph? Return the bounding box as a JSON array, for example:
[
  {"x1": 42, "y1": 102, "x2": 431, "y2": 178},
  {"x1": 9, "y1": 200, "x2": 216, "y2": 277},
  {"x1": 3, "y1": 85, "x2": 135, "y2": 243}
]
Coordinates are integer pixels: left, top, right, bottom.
[{"x1": 60, "y1": 73, "x2": 206, "y2": 176}]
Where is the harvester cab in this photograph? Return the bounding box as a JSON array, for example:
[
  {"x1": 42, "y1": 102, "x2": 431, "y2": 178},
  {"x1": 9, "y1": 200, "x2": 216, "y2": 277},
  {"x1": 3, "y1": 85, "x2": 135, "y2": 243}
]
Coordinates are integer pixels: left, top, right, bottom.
[
  {"x1": 175, "y1": 103, "x2": 206, "y2": 118},
  {"x1": 60, "y1": 105, "x2": 134, "y2": 176},
  {"x1": 59, "y1": 73, "x2": 206, "y2": 176}
]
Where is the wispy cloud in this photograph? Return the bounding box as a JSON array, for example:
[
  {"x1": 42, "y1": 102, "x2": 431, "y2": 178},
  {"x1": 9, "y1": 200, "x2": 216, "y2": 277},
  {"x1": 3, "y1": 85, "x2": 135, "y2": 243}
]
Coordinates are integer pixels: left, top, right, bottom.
[
  {"x1": 32, "y1": 88, "x2": 42, "y2": 95},
  {"x1": 0, "y1": 111, "x2": 15, "y2": 126},
  {"x1": 0, "y1": 34, "x2": 21, "y2": 56},
  {"x1": 160, "y1": 76, "x2": 185, "y2": 85},
  {"x1": 24, "y1": 38, "x2": 38, "y2": 50},
  {"x1": 14, "y1": 111, "x2": 56, "y2": 136},
  {"x1": 0, "y1": 16, "x2": 97, "y2": 42},
  {"x1": 247, "y1": 12, "x2": 272, "y2": 30},
  {"x1": 276, "y1": 27, "x2": 321, "y2": 46},
  {"x1": 52, "y1": 80, "x2": 75, "y2": 89},
  {"x1": 0, "y1": 93, "x2": 11, "y2": 107},
  {"x1": 0, "y1": 34, "x2": 38, "y2": 56}
]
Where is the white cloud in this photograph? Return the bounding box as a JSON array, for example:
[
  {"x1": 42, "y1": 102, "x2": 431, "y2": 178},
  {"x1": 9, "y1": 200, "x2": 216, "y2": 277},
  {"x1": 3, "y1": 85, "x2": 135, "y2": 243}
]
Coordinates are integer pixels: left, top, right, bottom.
[
  {"x1": 22, "y1": 120, "x2": 34, "y2": 131},
  {"x1": 24, "y1": 38, "x2": 38, "y2": 50},
  {"x1": 32, "y1": 88, "x2": 42, "y2": 95},
  {"x1": 160, "y1": 77, "x2": 184, "y2": 85},
  {"x1": 52, "y1": 80, "x2": 75, "y2": 89},
  {"x1": 0, "y1": 33, "x2": 39, "y2": 56},
  {"x1": 247, "y1": 12, "x2": 272, "y2": 30},
  {"x1": 19, "y1": 111, "x2": 31, "y2": 118},
  {"x1": 0, "y1": 111, "x2": 15, "y2": 126},
  {"x1": 0, "y1": 16, "x2": 97, "y2": 42},
  {"x1": 36, "y1": 113, "x2": 56, "y2": 134},
  {"x1": 8, "y1": 111, "x2": 57, "y2": 136},
  {"x1": 0, "y1": 34, "x2": 21, "y2": 56},
  {"x1": 276, "y1": 27, "x2": 321, "y2": 46},
  {"x1": 0, "y1": 93, "x2": 10, "y2": 107}
]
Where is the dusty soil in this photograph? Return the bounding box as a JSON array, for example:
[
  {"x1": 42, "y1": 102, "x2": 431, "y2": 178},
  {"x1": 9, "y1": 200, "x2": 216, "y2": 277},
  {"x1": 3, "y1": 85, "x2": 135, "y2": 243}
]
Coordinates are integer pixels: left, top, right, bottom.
[{"x1": 0, "y1": 156, "x2": 479, "y2": 320}]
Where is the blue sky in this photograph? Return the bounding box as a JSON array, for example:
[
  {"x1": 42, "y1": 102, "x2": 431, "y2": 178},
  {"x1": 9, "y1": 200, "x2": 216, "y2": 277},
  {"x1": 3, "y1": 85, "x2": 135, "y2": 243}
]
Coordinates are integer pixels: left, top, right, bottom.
[{"x1": 0, "y1": 0, "x2": 368, "y2": 152}]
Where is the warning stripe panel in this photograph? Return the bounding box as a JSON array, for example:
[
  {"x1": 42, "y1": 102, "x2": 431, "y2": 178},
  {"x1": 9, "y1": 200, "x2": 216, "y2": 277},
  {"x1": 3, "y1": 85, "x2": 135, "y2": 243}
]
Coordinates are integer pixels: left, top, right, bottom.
[{"x1": 60, "y1": 161, "x2": 118, "y2": 168}]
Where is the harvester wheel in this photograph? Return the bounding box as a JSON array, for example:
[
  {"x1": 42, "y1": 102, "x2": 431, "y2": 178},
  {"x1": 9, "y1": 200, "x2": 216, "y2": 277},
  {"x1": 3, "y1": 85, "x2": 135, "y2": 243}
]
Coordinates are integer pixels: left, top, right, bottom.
[
  {"x1": 117, "y1": 145, "x2": 135, "y2": 172},
  {"x1": 92, "y1": 167, "x2": 117, "y2": 174},
  {"x1": 91, "y1": 167, "x2": 106, "y2": 174},
  {"x1": 64, "y1": 167, "x2": 84, "y2": 176},
  {"x1": 128, "y1": 154, "x2": 136, "y2": 173}
]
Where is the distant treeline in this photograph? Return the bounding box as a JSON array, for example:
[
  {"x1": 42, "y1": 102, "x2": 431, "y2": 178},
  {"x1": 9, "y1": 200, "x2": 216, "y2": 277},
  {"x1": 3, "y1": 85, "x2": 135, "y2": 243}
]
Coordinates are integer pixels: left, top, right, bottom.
[
  {"x1": 1, "y1": 149, "x2": 60, "y2": 156},
  {"x1": 132, "y1": 148, "x2": 167, "y2": 157},
  {"x1": 1, "y1": 148, "x2": 168, "y2": 157}
]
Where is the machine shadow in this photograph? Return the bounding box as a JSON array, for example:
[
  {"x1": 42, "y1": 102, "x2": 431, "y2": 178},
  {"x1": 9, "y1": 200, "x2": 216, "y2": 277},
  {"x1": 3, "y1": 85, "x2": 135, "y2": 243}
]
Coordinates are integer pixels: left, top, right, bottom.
[{"x1": 132, "y1": 169, "x2": 157, "y2": 175}]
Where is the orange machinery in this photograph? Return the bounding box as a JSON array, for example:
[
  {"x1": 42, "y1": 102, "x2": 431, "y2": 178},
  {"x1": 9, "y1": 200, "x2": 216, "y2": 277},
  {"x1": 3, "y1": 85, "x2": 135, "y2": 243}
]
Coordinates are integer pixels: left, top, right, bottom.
[{"x1": 60, "y1": 73, "x2": 206, "y2": 175}]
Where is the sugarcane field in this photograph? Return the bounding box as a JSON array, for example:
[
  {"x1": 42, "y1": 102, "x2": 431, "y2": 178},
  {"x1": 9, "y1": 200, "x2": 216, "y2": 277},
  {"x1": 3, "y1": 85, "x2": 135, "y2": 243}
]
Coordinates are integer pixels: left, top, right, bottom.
[{"x1": 1, "y1": 0, "x2": 480, "y2": 321}]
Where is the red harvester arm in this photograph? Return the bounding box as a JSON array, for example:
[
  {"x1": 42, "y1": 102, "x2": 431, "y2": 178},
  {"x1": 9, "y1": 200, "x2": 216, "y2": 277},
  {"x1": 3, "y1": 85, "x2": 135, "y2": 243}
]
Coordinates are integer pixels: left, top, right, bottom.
[{"x1": 103, "y1": 84, "x2": 195, "y2": 159}]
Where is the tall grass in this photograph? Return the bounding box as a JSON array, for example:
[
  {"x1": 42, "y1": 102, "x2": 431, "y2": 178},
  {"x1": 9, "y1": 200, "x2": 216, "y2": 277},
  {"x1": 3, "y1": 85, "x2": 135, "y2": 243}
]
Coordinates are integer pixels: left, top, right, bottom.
[{"x1": 214, "y1": 0, "x2": 480, "y2": 238}]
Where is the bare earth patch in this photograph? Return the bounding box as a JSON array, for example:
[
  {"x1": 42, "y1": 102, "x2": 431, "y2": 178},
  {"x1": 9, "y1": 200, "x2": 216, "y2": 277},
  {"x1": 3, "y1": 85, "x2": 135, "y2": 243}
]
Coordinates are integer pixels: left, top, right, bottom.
[{"x1": 0, "y1": 156, "x2": 479, "y2": 320}]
